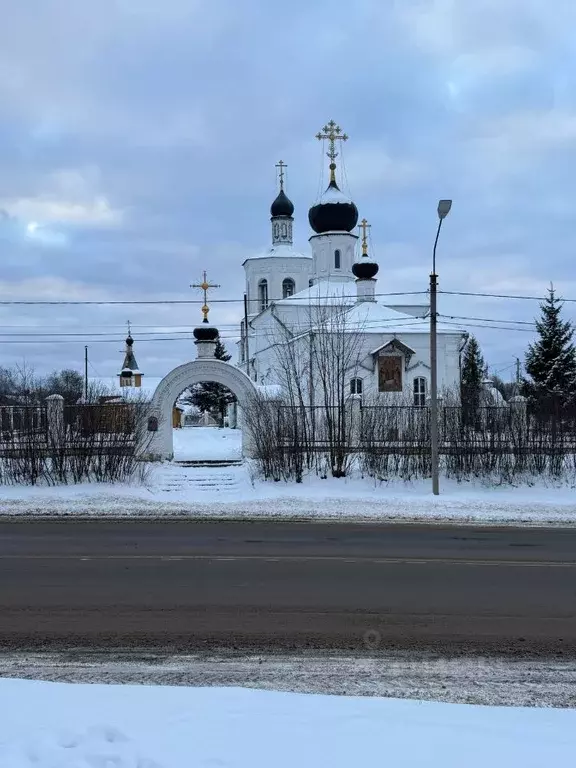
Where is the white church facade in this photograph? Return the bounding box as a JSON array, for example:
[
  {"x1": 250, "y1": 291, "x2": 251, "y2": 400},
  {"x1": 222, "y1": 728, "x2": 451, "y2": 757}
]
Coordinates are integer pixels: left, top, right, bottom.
[{"x1": 238, "y1": 121, "x2": 466, "y2": 405}]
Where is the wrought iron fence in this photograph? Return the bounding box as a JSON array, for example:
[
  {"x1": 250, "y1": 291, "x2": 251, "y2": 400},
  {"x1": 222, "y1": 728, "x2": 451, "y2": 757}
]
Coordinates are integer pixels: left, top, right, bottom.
[
  {"x1": 0, "y1": 405, "x2": 47, "y2": 441},
  {"x1": 64, "y1": 403, "x2": 137, "y2": 438}
]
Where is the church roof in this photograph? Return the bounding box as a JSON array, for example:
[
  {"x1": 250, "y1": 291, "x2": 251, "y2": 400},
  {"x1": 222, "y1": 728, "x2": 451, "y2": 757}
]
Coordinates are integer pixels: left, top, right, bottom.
[
  {"x1": 340, "y1": 301, "x2": 464, "y2": 335},
  {"x1": 290, "y1": 297, "x2": 464, "y2": 336},
  {"x1": 275, "y1": 279, "x2": 356, "y2": 307},
  {"x1": 243, "y1": 243, "x2": 312, "y2": 263}
]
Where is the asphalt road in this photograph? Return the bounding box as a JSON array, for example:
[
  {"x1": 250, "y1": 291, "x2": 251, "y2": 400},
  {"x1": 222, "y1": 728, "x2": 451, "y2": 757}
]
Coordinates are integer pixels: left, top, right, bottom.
[{"x1": 1, "y1": 520, "x2": 576, "y2": 654}]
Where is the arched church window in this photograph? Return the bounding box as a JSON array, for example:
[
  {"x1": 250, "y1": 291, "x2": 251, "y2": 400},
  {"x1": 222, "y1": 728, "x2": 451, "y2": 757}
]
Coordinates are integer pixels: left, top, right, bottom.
[
  {"x1": 413, "y1": 376, "x2": 427, "y2": 407},
  {"x1": 334, "y1": 249, "x2": 341, "y2": 269},
  {"x1": 281, "y1": 223, "x2": 288, "y2": 238},
  {"x1": 258, "y1": 279, "x2": 269, "y2": 312},
  {"x1": 282, "y1": 278, "x2": 295, "y2": 299},
  {"x1": 350, "y1": 377, "x2": 363, "y2": 395}
]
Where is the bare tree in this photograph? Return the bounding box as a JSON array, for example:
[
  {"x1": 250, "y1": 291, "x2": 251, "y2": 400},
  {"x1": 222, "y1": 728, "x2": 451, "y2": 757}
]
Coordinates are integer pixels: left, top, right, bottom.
[{"x1": 246, "y1": 295, "x2": 365, "y2": 479}]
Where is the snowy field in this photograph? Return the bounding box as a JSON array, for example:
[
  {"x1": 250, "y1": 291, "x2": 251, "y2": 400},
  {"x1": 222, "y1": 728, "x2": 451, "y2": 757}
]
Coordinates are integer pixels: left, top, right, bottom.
[
  {"x1": 0, "y1": 678, "x2": 575, "y2": 767},
  {"x1": 0, "y1": 427, "x2": 575, "y2": 525}
]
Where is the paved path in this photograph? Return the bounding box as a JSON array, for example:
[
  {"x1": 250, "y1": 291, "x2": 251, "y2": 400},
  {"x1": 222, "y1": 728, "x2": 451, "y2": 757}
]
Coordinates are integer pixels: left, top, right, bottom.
[{"x1": 1, "y1": 520, "x2": 576, "y2": 654}]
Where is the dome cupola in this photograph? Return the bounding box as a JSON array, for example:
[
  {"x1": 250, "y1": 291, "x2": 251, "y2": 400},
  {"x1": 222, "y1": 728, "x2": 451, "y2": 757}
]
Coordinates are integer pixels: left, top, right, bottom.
[
  {"x1": 353, "y1": 218, "x2": 379, "y2": 302},
  {"x1": 309, "y1": 120, "x2": 358, "y2": 235},
  {"x1": 270, "y1": 188, "x2": 294, "y2": 218},
  {"x1": 309, "y1": 179, "x2": 358, "y2": 234},
  {"x1": 270, "y1": 160, "x2": 295, "y2": 245},
  {"x1": 193, "y1": 322, "x2": 219, "y2": 342}
]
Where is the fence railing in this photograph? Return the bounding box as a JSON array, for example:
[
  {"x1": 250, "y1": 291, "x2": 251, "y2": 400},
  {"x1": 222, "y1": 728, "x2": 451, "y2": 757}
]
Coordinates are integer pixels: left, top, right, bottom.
[
  {"x1": 0, "y1": 405, "x2": 48, "y2": 441},
  {"x1": 270, "y1": 402, "x2": 576, "y2": 452},
  {"x1": 64, "y1": 403, "x2": 137, "y2": 437}
]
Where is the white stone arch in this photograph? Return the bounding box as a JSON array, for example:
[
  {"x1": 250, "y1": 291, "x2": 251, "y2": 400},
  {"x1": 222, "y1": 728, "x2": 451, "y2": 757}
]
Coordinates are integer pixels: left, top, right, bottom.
[{"x1": 145, "y1": 359, "x2": 259, "y2": 460}]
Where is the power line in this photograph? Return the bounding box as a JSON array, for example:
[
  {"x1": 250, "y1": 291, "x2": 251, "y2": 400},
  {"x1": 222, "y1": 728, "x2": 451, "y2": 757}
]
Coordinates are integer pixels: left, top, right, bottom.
[
  {"x1": 437, "y1": 319, "x2": 535, "y2": 333},
  {"x1": 439, "y1": 313, "x2": 536, "y2": 327},
  {"x1": 440, "y1": 290, "x2": 576, "y2": 303},
  {"x1": 0, "y1": 290, "x2": 429, "y2": 306}
]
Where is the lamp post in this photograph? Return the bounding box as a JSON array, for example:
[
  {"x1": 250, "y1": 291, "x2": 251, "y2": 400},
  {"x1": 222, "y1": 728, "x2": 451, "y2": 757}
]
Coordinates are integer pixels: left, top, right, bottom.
[{"x1": 430, "y1": 199, "x2": 452, "y2": 496}]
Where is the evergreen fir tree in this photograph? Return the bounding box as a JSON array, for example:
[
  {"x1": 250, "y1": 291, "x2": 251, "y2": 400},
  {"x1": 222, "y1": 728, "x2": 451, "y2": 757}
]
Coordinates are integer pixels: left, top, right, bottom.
[
  {"x1": 184, "y1": 340, "x2": 236, "y2": 426},
  {"x1": 522, "y1": 286, "x2": 576, "y2": 411},
  {"x1": 460, "y1": 335, "x2": 485, "y2": 426}
]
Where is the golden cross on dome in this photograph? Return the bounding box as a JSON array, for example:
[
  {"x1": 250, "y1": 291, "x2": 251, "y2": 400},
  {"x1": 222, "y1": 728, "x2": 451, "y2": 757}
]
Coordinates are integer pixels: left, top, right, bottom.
[
  {"x1": 315, "y1": 120, "x2": 348, "y2": 183},
  {"x1": 191, "y1": 271, "x2": 220, "y2": 323},
  {"x1": 275, "y1": 160, "x2": 287, "y2": 190},
  {"x1": 358, "y1": 218, "x2": 371, "y2": 256},
  {"x1": 126, "y1": 320, "x2": 132, "y2": 337}
]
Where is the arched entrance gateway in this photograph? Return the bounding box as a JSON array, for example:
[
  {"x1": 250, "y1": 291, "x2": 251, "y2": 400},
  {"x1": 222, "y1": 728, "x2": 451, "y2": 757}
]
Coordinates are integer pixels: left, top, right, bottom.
[{"x1": 144, "y1": 327, "x2": 259, "y2": 461}]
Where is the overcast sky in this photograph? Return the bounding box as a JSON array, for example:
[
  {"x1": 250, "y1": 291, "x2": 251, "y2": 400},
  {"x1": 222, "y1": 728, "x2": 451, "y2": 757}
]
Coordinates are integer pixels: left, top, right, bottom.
[{"x1": 1, "y1": 0, "x2": 576, "y2": 383}]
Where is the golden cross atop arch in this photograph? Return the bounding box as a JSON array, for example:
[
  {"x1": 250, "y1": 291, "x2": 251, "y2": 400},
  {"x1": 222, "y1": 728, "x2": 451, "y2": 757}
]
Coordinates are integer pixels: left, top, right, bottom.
[
  {"x1": 358, "y1": 217, "x2": 371, "y2": 255},
  {"x1": 275, "y1": 160, "x2": 287, "y2": 190},
  {"x1": 191, "y1": 271, "x2": 220, "y2": 323},
  {"x1": 316, "y1": 120, "x2": 348, "y2": 183}
]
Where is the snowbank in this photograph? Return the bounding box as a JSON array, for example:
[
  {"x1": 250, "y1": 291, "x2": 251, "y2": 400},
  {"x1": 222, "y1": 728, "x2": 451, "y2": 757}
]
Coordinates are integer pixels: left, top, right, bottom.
[
  {"x1": 0, "y1": 465, "x2": 575, "y2": 525},
  {"x1": 0, "y1": 679, "x2": 574, "y2": 767},
  {"x1": 0, "y1": 427, "x2": 575, "y2": 525}
]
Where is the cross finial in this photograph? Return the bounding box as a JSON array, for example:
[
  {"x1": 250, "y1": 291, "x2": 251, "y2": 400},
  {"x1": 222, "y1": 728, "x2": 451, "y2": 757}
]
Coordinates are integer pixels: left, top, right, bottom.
[
  {"x1": 191, "y1": 271, "x2": 221, "y2": 324},
  {"x1": 316, "y1": 120, "x2": 348, "y2": 184},
  {"x1": 126, "y1": 320, "x2": 132, "y2": 338},
  {"x1": 358, "y1": 218, "x2": 371, "y2": 256},
  {"x1": 275, "y1": 160, "x2": 287, "y2": 190}
]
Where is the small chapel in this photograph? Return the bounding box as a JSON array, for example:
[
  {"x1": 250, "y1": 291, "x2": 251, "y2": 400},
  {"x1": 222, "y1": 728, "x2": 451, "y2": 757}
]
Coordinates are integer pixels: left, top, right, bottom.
[{"x1": 238, "y1": 121, "x2": 466, "y2": 405}]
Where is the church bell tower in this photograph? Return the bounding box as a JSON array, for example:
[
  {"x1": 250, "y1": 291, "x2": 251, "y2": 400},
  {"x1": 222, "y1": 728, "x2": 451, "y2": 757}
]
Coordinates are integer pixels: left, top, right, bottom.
[{"x1": 242, "y1": 161, "x2": 313, "y2": 319}]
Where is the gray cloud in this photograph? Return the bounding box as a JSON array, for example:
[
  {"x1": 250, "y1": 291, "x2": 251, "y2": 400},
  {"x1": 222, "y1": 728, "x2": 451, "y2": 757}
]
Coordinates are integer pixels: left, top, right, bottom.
[{"x1": 0, "y1": 0, "x2": 574, "y2": 381}]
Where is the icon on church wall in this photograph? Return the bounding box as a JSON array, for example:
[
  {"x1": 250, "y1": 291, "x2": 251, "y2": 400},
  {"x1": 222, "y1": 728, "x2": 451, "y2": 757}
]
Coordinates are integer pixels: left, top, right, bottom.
[
  {"x1": 378, "y1": 355, "x2": 403, "y2": 392},
  {"x1": 147, "y1": 416, "x2": 159, "y2": 432}
]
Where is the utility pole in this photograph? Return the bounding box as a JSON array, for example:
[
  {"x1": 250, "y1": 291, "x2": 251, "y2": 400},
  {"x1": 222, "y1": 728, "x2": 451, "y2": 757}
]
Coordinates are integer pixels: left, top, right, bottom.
[
  {"x1": 84, "y1": 345, "x2": 89, "y2": 401},
  {"x1": 430, "y1": 200, "x2": 452, "y2": 496},
  {"x1": 516, "y1": 357, "x2": 521, "y2": 386}
]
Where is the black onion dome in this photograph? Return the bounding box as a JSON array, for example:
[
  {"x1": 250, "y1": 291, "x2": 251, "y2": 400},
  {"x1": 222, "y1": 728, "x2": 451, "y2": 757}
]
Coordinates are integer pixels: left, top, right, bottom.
[
  {"x1": 270, "y1": 188, "x2": 294, "y2": 218},
  {"x1": 308, "y1": 180, "x2": 358, "y2": 234},
  {"x1": 126, "y1": 335, "x2": 134, "y2": 347},
  {"x1": 193, "y1": 324, "x2": 219, "y2": 342},
  {"x1": 353, "y1": 260, "x2": 379, "y2": 280}
]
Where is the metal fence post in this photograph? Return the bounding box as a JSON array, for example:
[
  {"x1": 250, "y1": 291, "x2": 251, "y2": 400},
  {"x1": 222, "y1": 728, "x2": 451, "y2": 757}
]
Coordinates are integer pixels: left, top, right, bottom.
[
  {"x1": 45, "y1": 394, "x2": 65, "y2": 448},
  {"x1": 347, "y1": 395, "x2": 362, "y2": 447}
]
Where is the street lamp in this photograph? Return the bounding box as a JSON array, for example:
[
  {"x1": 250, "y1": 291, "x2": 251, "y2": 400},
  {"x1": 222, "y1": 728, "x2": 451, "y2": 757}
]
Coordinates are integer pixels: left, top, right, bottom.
[{"x1": 430, "y1": 199, "x2": 452, "y2": 496}]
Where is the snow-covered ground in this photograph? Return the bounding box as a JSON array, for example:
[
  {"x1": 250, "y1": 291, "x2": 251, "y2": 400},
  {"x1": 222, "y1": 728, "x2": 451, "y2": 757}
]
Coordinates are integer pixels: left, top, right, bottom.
[
  {"x1": 0, "y1": 678, "x2": 575, "y2": 767},
  {"x1": 1, "y1": 651, "x2": 575, "y2": 708},
  {"x1": 172, "y1": 427, "x2": 242, "y2": 462},
  {"x1": 0, "y1": 427, "x2": 575, "y2": 525}
]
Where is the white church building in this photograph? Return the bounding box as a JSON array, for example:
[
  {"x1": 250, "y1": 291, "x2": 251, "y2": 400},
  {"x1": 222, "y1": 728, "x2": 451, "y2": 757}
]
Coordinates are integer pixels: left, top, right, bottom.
[{"x1": 238, "y1": 121, "x2": 466, "y2": 405}]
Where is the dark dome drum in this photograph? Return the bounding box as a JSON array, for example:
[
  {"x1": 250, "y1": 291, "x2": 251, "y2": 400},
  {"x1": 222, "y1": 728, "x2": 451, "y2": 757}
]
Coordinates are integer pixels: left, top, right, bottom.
[
  {"x1": 193, "y1": 325, "x2": 219, "y2": 342},
  {"x1": 308, "y1": 181, "x2": 358, "y2": 234},
  {"x1": 270, "y1": 189, "x2": 294, "y2": 218},
  {"x1": 352, "y1": 261, "x2": 379, "y2": 280}
]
